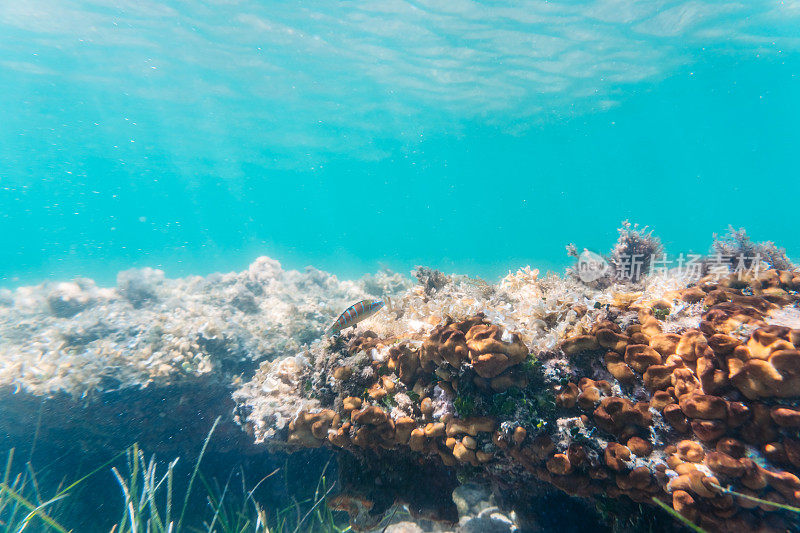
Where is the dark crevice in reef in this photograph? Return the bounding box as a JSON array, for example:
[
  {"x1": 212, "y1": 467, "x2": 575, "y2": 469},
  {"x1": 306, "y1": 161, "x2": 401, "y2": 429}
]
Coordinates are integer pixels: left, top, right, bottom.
[
  {"x1": 334, "y1": 449, "x2": 461, "y2": 529},
  {"x1": 0, "y1": 379, "x2": 251, "y2": 459},
  {"x1": 0, "y1": 378, "x2": 339, "y2": 533}
]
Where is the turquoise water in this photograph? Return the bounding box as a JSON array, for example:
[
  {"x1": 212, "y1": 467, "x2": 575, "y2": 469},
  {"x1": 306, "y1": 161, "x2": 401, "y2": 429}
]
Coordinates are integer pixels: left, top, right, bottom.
[{"x1": 2, "y1": 1, "x2": 799, "y2": 287}]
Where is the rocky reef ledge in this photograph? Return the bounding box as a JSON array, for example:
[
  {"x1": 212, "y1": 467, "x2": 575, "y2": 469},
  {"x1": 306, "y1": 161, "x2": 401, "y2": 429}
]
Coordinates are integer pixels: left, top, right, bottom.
[
  {"x1": 3, "y1": 228, "x2": 800, "y2": 532},
  {"x1": 0, "y1": 257, "x2": 408, "y2": 456}
]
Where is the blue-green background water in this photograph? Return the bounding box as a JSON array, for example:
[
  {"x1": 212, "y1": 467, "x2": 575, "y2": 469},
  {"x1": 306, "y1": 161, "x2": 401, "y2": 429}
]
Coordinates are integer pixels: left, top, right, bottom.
[{"x1": 2, "y1": 1, "x2": 799, "y2": 287}]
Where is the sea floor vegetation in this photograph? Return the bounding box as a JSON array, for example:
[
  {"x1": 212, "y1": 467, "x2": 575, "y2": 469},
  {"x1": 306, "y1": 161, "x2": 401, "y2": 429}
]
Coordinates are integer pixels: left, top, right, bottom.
[{"x1": 0, "y1": 421, "x2": 351, "y2": 533}]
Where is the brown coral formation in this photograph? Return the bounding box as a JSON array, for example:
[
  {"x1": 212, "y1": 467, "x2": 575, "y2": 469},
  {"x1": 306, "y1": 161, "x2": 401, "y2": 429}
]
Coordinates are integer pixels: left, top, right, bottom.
[
  {"x1": 421, "y1": 315, "x2": 528, "y2": 382},
  {"x1": 245, "y1": 269, "x2": 800, "y2": 532},
  {"x1": 547, "y1": 269, "x2": 800, "y2": 532},
  {"x1": 287, "y1": 315, "x2": 523, "y2": 468},
  {"x1": 277, "y1": 314, "x2": 535, "y2": 526}
]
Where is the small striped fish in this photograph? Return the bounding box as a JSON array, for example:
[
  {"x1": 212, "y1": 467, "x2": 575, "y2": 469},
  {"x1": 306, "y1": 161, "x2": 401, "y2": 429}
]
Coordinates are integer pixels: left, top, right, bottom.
[{"x1": 325, "y1": 299, "x2": 385, "y2": 336}]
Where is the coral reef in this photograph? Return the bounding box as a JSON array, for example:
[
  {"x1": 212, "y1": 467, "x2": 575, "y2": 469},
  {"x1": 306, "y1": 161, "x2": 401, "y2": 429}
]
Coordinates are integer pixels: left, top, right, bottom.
[
  {"x1": 236, "y1": 263, "x2": 800, "y2": 532},
  {"x1": 0, "y1": 257, "x2": 409, "y2": 458},
  {"x1": 0, "y1": 257, "x2": 409, "y2": 397},
  {"x1": 3, "y1": 229, "x2": 799, "y2": 532}
]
